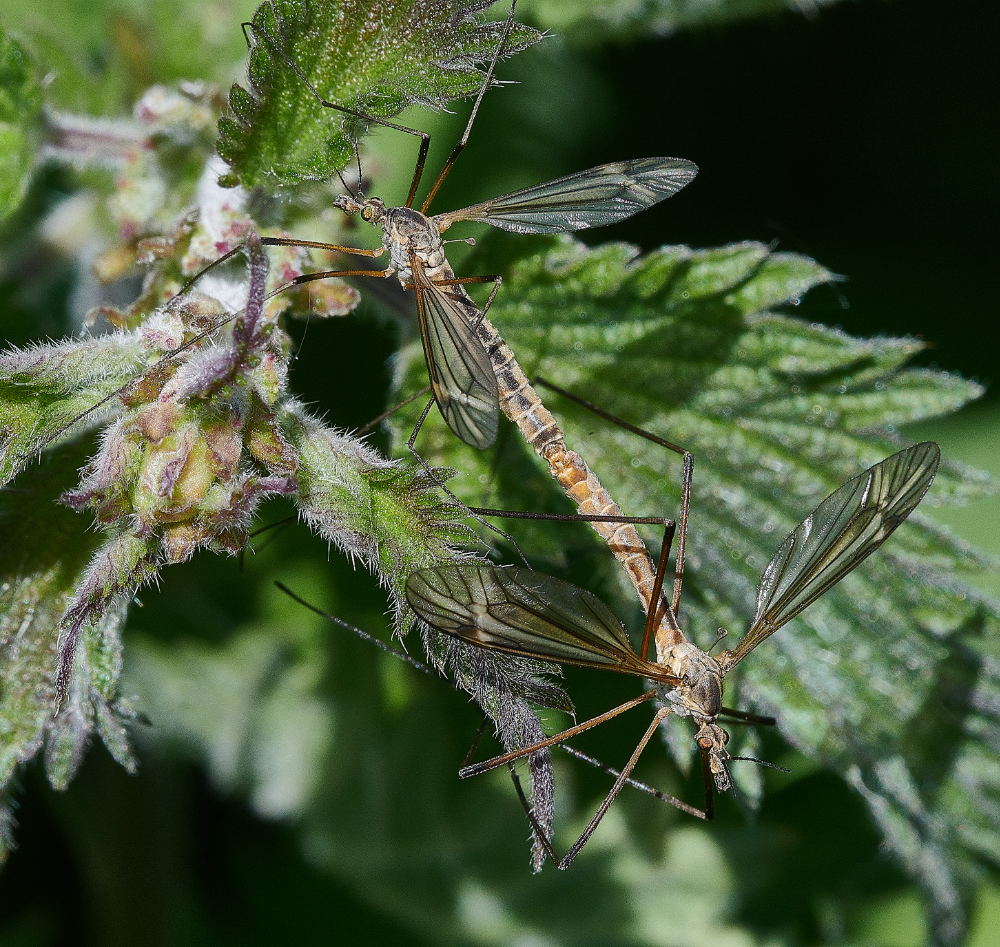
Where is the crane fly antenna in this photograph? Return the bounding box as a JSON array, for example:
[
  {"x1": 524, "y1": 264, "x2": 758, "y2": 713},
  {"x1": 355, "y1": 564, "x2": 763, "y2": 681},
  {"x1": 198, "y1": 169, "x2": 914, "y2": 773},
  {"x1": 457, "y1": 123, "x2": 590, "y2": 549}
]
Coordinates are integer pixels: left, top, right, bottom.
[
  {"x1": 274, "y1": 581, "x2": 436, "y2": 677},
  {"x1": 730, "y1": 756, "x2": 790, "y2": 773}
]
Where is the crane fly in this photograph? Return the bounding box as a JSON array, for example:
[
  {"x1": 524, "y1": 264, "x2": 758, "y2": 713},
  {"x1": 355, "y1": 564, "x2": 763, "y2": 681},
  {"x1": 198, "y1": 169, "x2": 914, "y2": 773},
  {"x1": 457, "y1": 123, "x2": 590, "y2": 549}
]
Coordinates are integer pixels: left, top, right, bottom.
[
  {"x1": 405, "y1": 441, "x2": 942, "y2": 868},
  {"x1": 251, "y1": 0, "x2": 698, "y2": 449}
]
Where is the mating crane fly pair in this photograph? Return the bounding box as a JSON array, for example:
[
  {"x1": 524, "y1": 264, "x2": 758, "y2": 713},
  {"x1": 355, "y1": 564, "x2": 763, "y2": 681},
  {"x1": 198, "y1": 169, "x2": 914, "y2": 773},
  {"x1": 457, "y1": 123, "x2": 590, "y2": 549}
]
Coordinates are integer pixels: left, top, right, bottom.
[
  {"x1": 406, "y1": 441, "x2": 941, "y2": 867},
  {"x1": 251, "y1": 1, "x2": 697, "y2": 449},
  {"x1": 10, "y1": 0, "x2": 939, "y2": 870},
  {"x1": 242, "y1": 3, "x2": 943, "y2": 866}
]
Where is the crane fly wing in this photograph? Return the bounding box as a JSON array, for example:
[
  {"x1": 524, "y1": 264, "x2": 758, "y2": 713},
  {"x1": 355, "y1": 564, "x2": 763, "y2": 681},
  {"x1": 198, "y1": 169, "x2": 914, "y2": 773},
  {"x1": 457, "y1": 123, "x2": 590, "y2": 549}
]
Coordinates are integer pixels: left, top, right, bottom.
[
  {"x1": 721, "y1": 443, "x2": 941, "y2": 670},
  {"x1": 406, "y1": 565, "x2": 679, "y2": 684},
  {"x1": 411, "y1": 255, "x2": 499, "y2": 450},
  {"x1": 434, "y1": 158, "x2": 698, "y2": 235}
]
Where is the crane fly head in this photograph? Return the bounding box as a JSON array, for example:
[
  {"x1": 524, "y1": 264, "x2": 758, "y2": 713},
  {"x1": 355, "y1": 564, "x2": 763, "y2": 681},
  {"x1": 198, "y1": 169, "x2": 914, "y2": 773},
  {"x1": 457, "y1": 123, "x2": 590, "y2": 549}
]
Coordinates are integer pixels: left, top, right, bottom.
[
  {"x1": 695, "y1": 722, "x2": 732, "y2": 792},
  {"x1": 333, "y1": 194, "x2": 387, "y2": 226}
]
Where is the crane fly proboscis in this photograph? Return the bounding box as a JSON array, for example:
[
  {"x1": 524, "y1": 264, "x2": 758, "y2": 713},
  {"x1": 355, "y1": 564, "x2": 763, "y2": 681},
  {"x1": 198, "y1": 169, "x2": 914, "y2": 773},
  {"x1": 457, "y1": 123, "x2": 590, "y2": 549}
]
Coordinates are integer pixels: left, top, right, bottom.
[
  {"x1": 405, "y1": 441, "x2": 942, "y2": 868},
  {"x1": 246, "y1": 0, "x2": 697, "y2": 450}
]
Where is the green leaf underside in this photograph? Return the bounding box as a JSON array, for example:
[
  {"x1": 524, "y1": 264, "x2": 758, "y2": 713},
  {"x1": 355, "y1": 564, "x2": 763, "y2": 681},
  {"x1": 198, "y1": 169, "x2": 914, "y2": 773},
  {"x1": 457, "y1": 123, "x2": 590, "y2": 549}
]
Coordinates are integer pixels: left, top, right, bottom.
[
  {"x1": 288, "y1": 406, "x2": 475, "y2": 624},
  {"x1": 0, "y1": 446, "x2": 133, "y2": 851},
  {"x1": 219, "y1": 0, "x2": 542, "y2": 188},
  {"x1": 389, "y1": 234, "x2": 997, "y2": 939},
  {"x1": 0, "y1": 334, "x2": 147, "y2": 487}
]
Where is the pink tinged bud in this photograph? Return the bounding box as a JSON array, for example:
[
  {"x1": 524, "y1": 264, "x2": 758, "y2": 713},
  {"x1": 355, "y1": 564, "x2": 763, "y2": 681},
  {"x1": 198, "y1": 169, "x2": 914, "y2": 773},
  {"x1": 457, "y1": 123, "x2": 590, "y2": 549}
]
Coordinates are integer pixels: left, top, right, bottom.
[
  {"x1": 170, "y1": 290, "x2": 228, "y2": 335},
  {"x1": 141, "y1": 309, "x2": 188, "y2": 353},
  {"x1": 160, "y1": 343, "x2": 241, "y2": 402},
  {"x1": 120, "y1": 362, "x2": 175, "y2": 407},
  {"x1": 161, "y1": 521, "x2": 207, "y2": 563},
  {"x1": 91, "y1": 243, "x2": 137, "y2": 285},
  {"x1": 135, "y1": 236, "x2": 174, "y2": 264},
  {"x1": 308, "y1": 280, "x2": 361, "y2": 318},
  {"x1": 135, "y1": 401, "x2": 182, "y2": 443},
  {"x1": 204, "y1": 422, "x2": 243, "y2": 479},
  {"x1": 246, "y1": 408, "x2": 297, "y2": 475},
  {"x1": 60, "y1": 418, "x2": 140, "y2": 518},
  {"x1": 255, "y1": 475, "x2": 297, "y2": 496},
  {"x1": 251, "y1": 352, "x2": 284, "y2": 404},
  {"x1": 135, "y1": 425, "x2": 218, "y2": 521},
  {"x1": 163, "y1": 435, "x2": 216, "y2": 513},
  {"x1": 158, "y1": 453, "x2": 187, "y2": 497}
]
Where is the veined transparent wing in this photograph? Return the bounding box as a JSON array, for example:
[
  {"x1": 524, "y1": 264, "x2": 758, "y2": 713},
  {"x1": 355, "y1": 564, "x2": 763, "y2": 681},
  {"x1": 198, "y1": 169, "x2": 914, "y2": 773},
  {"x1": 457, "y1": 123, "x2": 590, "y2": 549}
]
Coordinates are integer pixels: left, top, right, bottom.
[
  {"x1": 406, "y1": 564, "x2": 680, "y2": 684},
  {"x1": 719, "y1": 442, "x2": 941, "y2": 671},
  {"x1": 411, "y1": 255, "x2": 499, "y2": 450},
  {"x1": 433, "y1": 158, "x2": 698, "y2": 235}
]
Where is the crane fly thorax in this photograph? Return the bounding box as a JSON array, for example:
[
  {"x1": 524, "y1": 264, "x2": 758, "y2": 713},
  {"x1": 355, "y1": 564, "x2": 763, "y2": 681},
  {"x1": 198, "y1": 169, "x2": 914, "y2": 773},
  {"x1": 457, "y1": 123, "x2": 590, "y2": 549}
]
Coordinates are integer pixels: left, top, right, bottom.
[
  {"x1": 657, "y1": 639, "x2": 724, "y2": 710},
  {"x1": 656, "y1": 636, "x2": 726, "y2": 756},
  {"x1": 381, "y1": 207, "x2": 446, "y2": 281}
]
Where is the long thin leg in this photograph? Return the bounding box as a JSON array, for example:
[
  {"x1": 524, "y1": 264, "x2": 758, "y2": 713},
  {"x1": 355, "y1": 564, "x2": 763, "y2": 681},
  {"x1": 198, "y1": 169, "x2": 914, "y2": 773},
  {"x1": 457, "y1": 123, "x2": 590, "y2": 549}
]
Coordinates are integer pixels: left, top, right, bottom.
[
  {"x1": 510, "y1": 706, "x2": 674, "y2": 870},
  {"x1": 275, "y1": 582, "x2": 442, "y2": 678},
  {"x1": 466, "y1": 724, "x2": 705, "y2": 821},
  {"x1": 141, "y1": 255, "x2": 394, "y2": 390},
  {"x1": 267, "y1": 266, "x2": 396, "y2": 295},
  {"x1": 420, "y1": 2, "x2": 519, "y2": 214},
  {"x1": 534, "y1": 377, "x2": 694, "y2": 617},
  {"x1": 509, "y1": 735, "x2": 713, "y2": 870},
  {"x1": 422, "y1": 273, "x2": 503, "y2": 325},
  {"x1": 399, "y1": 272, "x2": 503, "y2": 324},
  {"x1": 260, "y1": 236, "x2": 386, "y2": 258},
  {"x1": 459, "y1": 691, "x2": 657, "y2": 778},
  {"x1": 555, "y1": 707, "x2": 671, "y2": 868},
  {"x1": 556, "y1": 744, "x2": 708, "y2": 817},
  {"x1": 356, "y1": 385, "x2": 433, "y2": 436},
  {"x1": 280, "y1": 580, "x2": 697, "y2": 862},
  {"x1": 469, "y1": 506, "x2": 673, "y2": 532},
  {"x1": 14, "y1": 240, "x2": 267, "y2": 463},
  {"x1": 243, "y1": 12, "x2": 432, "y2": 205},
  {"x1": 462, "y1": 718, "x2": 493, "y2": 768},
  {"x1": 240, "y1": 516, "x2": 297, "y2": 571},
  {"x1": 30, "y1": 240, "x2": 393, "y2": 464}
]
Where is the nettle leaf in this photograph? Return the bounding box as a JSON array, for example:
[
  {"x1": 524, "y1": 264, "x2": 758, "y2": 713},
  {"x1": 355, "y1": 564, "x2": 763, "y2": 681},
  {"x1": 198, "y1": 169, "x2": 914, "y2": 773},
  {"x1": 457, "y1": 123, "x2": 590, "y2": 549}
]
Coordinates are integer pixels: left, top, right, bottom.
[
  {"x1": 390, "y1": 234, "x2": 996, "y2": 941},
  {"x1": 0, "y1": 446, "x2": 135, "y2": 863},
  {"x1": 0, "y1": 23, "x2": 43, "y2": 222},
  {"x1": 218, "y1": 0, "x2": 542, "y2": 188},
  {"x1": 0, "y1": 334, "x2": 147, "y2": 487},
  {"x1": 518, "y1": 0, "x2": 842, "y2": 43}
]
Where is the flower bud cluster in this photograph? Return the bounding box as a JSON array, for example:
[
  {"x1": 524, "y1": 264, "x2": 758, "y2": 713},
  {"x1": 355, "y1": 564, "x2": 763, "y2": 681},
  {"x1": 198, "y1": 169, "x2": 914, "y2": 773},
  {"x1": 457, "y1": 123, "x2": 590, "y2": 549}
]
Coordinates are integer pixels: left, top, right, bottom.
[{"x1": 63, "y1": 234, "x2": 298, "y2": 565}]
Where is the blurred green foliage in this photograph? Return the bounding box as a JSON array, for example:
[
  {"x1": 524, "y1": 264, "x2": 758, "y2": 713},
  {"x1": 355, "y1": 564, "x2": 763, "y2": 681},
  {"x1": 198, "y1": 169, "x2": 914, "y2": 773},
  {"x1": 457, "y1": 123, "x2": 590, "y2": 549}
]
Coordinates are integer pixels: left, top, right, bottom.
[
  {"x1": 0, "y1": 1, "x2": 998, "y2": 946},
  {"x1": 0, "y1": 21, "x2": 42, "y2": 220}
]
